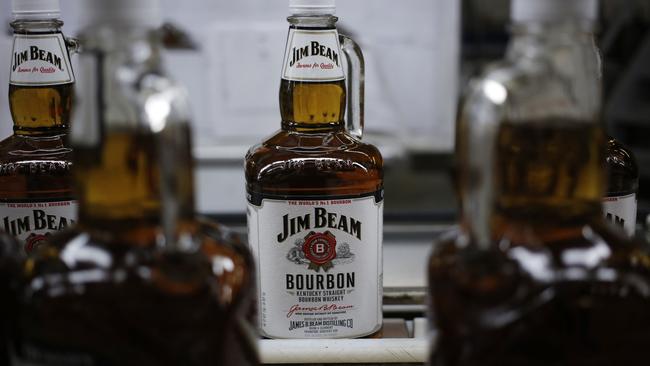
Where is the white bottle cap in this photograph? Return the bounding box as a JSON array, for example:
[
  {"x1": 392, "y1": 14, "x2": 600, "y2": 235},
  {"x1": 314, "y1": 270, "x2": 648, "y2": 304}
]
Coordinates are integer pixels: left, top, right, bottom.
[
  {"x1": 81, "y1": 0, "x2": 163, "y2": 28},
  {"x1": 511, "y1": 0, "x2": 598, "y2": 23},
  {"x1": 12, "y1": 0, "x2": 60, "y2": 19},
  {"x1": 289, "y1": 0, "x2": 336, "y2": 15}
]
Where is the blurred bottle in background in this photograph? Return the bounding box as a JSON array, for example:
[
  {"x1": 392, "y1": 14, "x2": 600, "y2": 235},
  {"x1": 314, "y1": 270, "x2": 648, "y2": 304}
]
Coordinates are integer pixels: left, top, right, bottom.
[
  {"x1": 429, "y1": 0, "x2": 650, "y2": 365},
  {"x1": 0, "y1": 0, "x2": 76, "y2": 252},
  {"x1": 604, "y1": 137, "x2": 639, "y2": 236},
  {"x1": 9, "y1": 0, "x2": 258, "y2": 365}
]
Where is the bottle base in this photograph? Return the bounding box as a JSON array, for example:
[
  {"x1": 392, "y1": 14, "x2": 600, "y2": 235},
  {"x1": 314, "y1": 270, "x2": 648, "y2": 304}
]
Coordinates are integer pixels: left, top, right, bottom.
[{"x1": 261, "y1": 322, "x2": 383, "y2": 339}]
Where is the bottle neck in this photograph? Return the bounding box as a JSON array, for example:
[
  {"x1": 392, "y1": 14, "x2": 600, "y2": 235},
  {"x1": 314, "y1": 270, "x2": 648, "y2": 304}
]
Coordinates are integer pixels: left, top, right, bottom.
[
  {"x1": 81, "y1": 26, "x2": 164, "y2": 82},
  {"x1": 10, "y1": 18, "x2": 63, "y2": 34},
  {"x1": 507, "y1": 20, "x2": 601, "y2": 103},
  {"x1": 507, "y1": 20, "x2": 597, "y2": 60},
  {"x1": 9, "y1": 18, "x2": 73, "y2": 135},
  {"x1": 280, "y1": 15, "x2": 346, "y2": 133},
  {"x1": 288, "y1": 14, "x2": 338, "y2": 28},
  {"x1": 74, "y1": 26, "x2": 195, "y2": 241},
  {"x1": 76, "y1": 26, "x2": 166, "y2": 134}
]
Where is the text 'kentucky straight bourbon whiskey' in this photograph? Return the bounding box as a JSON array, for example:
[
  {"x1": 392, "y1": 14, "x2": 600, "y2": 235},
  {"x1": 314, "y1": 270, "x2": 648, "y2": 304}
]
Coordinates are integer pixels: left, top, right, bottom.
[
  {"x1": 246, "y1": 0, "x2": 384, "y2": 338},
  {"x1": 1, "y1": 0, "x2": 76, "y2": 252},
  {"x1": 10, "y1": 0, "x2": 258, "y2": 365},
  {"x1": 429, "y1": 1, "x2": 650, "y2": 365}
]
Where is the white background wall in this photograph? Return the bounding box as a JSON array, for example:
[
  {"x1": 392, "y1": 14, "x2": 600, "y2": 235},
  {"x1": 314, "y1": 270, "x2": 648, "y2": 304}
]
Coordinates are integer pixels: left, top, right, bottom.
[
  {"x1": 0, "y1": 0, "x2": 459, "y2": 213},
  {"x1": 0, "y1": 0, "x2": 459, "y2": 150}
]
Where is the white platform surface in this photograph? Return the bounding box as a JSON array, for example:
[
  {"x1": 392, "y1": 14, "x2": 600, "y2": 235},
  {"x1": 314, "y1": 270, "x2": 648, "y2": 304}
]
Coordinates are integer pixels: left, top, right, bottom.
[{"x1": 260, "y1": 318, "x2": 431, "y2": 364}]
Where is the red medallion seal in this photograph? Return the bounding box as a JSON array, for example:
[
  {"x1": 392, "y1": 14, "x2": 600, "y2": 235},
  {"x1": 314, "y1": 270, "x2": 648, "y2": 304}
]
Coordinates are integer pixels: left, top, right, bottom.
[
  {"x1": 24, "y1": 233, "x2": 50, "y2": 253},
  {"x1": 302, "y1": 231, "x2": 337, "y2": 272}
]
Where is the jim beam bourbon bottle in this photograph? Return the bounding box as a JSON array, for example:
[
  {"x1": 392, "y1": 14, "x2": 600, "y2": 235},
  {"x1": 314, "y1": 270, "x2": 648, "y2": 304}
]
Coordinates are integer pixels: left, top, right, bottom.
[
  {"x1": 604, "y1": 137, "x2": 639, "y2": 236},
  {"x1": 10, "y1": 1, "x2": 258, "y2": 365},
  {"x1": 246, "y1": 0, "x2": 383, "y2": 339},
  {"x1": 429, "y1": 1, "x2": 650, "y2": 365},
  {"x1": 1, "y1": 0, "x2": 76, "y2": 252}
]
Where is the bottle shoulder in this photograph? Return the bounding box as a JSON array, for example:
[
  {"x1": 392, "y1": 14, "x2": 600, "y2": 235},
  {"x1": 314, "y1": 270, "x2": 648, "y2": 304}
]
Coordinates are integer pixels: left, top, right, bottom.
[
  {"x1": 605, "y1": 138, "x2": 639, "y2": 196},
  {"x1": 247, "y1": 129, "x2": 383, "y2": 158},
  {"x1": 0, "y1": 134, "x2": 74, "y2": 199},
  {"x1": 13, "y1": 223, "x2": 256, "y2": 365},
  {"x1": 429, "y1": 221, "x2": 650, "y2": 278},
  {"x1": 20, "y1": 220, "x2": 254, "y2": 307},
  {"x1": 245, "y1": 130, "x2": 383, "y2": 181},
  {"x1": 428, "y1": 222, "x2": 650, "y2": 363},
  {"x1": 196, "y1": 217, "x2": 256, "y2": 306},
  {"x1": 0, "y1": 134, "x2": 73, "y2": 164},
  {"x1": 606, "y1": 138, "x2": 639, "y2": 178}
]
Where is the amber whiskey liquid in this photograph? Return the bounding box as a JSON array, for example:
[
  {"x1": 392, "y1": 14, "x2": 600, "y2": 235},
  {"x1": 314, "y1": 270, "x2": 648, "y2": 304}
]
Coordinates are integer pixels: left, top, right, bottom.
[
  {"x1": 1, "y1": 19, "x2": 76, "y2": 252},
  {"x1": 246, "y1": 12, "x2": 383, "y2": 339},
  {"x1": 9, "y1": 83, "x2": 73, "y2": 131},
  {"x1": 495, "y1": 120, "x2": 605, "y2": 220},
  {"x1": 279, "y1": 79, "x2": 345, "y2": 128}
]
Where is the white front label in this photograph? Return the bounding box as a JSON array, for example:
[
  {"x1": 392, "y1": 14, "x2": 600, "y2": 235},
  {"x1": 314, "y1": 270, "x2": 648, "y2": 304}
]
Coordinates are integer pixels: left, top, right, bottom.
[
  {"x1": 603, "y1": 193, "x2": 637, "y2": 237},
  {"x1": 0, "y1": 199, "x2": 77, "y2": 252},
  {"x1": 281, "y1": 29, "x2": 345, "y2": 82},
  {"x1": 10, "y1": 33, "x2": 75, "y2": 86},
  {"x1": 247, "y1": 193, "x2": 383, "y2": 338}
]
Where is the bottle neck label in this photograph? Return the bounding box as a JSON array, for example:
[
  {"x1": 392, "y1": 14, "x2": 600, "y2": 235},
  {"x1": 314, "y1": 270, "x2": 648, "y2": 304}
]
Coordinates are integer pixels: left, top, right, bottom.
[
  {"x1": 603, "y1": 193, "x2": 637, "y2": 237},
  {"x1": 281, "y1": 29, "x2": 345, "y2": 82},
  {"x1": 10, "y1": 33, "x2": 75, "y2": 86},
  {"x1": 0, "y1": 198, "x2": 77, "y2": 253},
  {"x1": 247, "y1": 190, "x2": 383, "y2": 338}
]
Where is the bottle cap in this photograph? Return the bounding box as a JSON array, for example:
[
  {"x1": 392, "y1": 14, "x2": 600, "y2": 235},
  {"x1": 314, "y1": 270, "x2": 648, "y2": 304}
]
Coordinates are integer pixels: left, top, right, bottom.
[
  {"x1": 511, "y1": 0, "x2": 598, "y2": 23},
  {"x1": 12, "y1": 0, "x2": 60, "y2": 19},
  {"x1": 80, "y1": 0, "x2": 162, "y2": 28},
  {"x1": 289, "y1": 0, "x2": 336, "y2": 15}
]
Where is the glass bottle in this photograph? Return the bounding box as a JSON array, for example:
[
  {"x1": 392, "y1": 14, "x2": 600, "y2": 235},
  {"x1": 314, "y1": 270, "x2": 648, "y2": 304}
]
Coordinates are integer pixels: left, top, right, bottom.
[
  {"x1": 9, "y1": 0, "x2": 258, "y2": 365},
  {"x1": 1, "y1": 0, "x2": 76, "y2": 252},
  {"x1": 245, "y1": 0, "x2": 384, "y2": 339},
  {"x1": 429, "y1": 0, "x2": 650, "y2": 364},
  {"x1": 604, "y1": 136, "x2": 639, "y2": 236}
]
